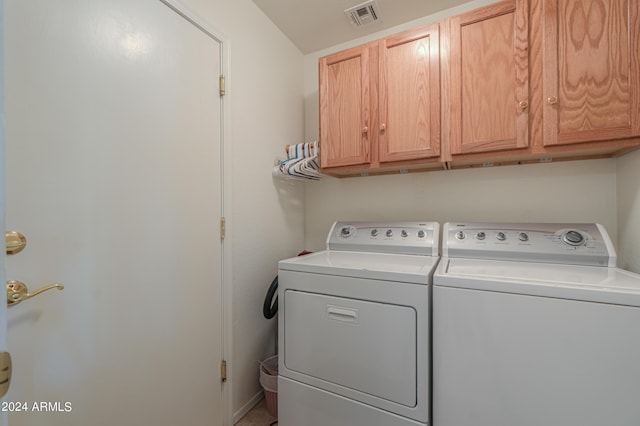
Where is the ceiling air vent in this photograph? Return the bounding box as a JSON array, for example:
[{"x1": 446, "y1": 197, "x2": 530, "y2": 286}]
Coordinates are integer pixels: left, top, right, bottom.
[{"x1": 345, "y1": 0, "x2": 382, "y2": 28}]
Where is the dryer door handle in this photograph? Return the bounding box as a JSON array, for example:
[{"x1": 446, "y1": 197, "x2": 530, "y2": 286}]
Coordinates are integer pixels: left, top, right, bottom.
[{"x1": 327, "y1": 305, "x2": 359, "y2": 324}]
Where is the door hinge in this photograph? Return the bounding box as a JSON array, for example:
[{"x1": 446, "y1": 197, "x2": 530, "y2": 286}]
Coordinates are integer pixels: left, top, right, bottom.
[
  {"x1": 219, "y1": 75, "x2": 226, "y2": 97},
  {"x1": 220, "y1": 359, "x2": 228, "y2": 382},
  {"x1": 220, "y1": 217, "x2": 226, "y2": 240},
  {"x1": 0, "y1": 352, "x2": 12, "y2": 398}
]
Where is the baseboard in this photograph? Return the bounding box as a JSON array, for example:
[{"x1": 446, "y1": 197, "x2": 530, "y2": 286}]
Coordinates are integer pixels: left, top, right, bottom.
[{"x1": 233, "y1": 390, "x2": 264, "y2": 424}]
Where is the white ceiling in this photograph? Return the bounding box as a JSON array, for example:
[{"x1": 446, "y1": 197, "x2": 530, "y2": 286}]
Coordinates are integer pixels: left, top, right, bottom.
[{"x1": 252, "y1": 0, "x2": 471, "y2": 54}]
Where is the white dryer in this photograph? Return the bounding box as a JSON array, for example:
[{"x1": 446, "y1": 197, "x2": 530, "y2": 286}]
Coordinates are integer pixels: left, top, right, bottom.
[
  {"x1": 433, "y1": 222, "x2": 640, "y2": 426},
  {"x1": 278, "y1": 221, "x2": 440, "y2": 426}
]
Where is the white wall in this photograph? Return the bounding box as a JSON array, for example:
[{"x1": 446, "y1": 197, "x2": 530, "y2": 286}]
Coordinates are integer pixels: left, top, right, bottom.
[
  {"x1": 303, "y1": 0, "x2": 620, "y2": 255},
  {"x1": 617, "y1": 150, "x2": 640, "y2": 273},
  {"x1": 179, "y1": 0, "x2": 305, "y2": 422},
  {"x1": 304, "y1": 160, "x2": 618, "y2": 250}
]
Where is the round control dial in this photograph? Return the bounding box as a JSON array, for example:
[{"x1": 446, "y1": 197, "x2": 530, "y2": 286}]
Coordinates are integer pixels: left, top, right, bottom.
[
  {"x1": 417, "y1": 230, "x2": 426, "y2": 238},
  {"x1": 562, "y1": 230, "x2": 585, "y2": 246},
  {"x1": 519, "y1": 232, "x2": 529, "y2": 242},
  {"x1": 496, "y1": 232, "x2": 507, "y2": 241},
  {"x1": 340, "y1": 226, "x2": 355, "y2": 238},
  {"x1": 455, "y1": 231, "x2": 466, "y2": 240},
  {"x1": 386, "y1": 229, "x2": 393, "y2": 238},
  {"x1": 371, "y1": 229, "x2": 378, "y2": 237},
  {"x1": 476, "y1": 232, "x2": 486, "y2": 240}
]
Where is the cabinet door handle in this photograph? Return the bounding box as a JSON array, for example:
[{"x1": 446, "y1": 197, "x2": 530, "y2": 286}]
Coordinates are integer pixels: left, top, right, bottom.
[
  {"x1": 547, "y1": 96, "x2": 558, "y2": 105},
  {"x1": 379, "y1": 123, "x2": 386, "y2": 132},
  {"x1": 518, "y1": 101, "x2": 528, "y2": 109},
  {"x1": 362, "y1": 126, "x2": 369, "y2": 133}
]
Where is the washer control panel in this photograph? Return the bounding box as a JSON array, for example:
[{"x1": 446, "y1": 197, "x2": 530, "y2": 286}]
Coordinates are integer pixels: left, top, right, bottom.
[
  {"x1": 327, "y1": 221, "x2": 439, "y2": 256},
  {"x1": 443, "y1": 223, "x2": 616, "y2": 267}
]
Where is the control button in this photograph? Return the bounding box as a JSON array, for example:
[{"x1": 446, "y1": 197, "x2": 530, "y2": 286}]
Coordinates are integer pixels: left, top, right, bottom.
[
  {"x1": 562, "y1": 230, "x2": 585, "y2": 246},
  {"x1": 386, "y1": 229, "x2": 393, "y2": 238},
  {"x1": 455, "y1": 231, "x2": 466, "y2": 240},
  {"x1": 340, "y1": 227, "x2": 352, "y2": 238},
  {"x1": 476, "y1": 232, "x2": 486, "y2": 240},
  {"x1": 417, "y1": 230, "x2": 426, "y2": 238},
  {"x1": 371, "y1": 229, "x2": 378, "y2": 237},
  {"x1": 519, "y1": 232, "x2": 529, "y2": 242},
  {"x1": 401, "y1": 230, "x2": 408, "y2": 238},
  {"x1": 496, "y1": 232, "x2": 507, "y2": 241}
]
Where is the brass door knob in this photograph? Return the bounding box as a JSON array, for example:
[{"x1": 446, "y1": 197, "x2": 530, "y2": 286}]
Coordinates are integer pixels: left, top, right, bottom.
[
  {"x1": 547, "y1": 96, "x2": 558, "y2": 105},
  {"x1": 6, "y1": 280, "x2": 64, "y2": 306}
]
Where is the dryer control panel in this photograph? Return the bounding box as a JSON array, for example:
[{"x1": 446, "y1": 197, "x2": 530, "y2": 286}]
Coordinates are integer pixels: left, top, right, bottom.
[
  {"x1": 442, "y1": 222, "x2": 616, "y2": 267},
  {"x1": 327, "y1": 221, "x2": 439, "y2": 256}
]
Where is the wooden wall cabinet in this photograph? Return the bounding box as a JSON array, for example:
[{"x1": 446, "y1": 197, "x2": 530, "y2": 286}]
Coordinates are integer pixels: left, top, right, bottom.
[
  {"x1": 447, "y1": 0, "x2": 640, "y2": 168},
  {"x1": 378, "y1": 26, "x2": 441, "y2": 163},
  {"x1": 318, "y1": 0, "x2": 640, "y2": 176},
  {"x1": 542, "y1": 0, "x2": 640, "y2": 146},
  {"x1": 447, "y1": 0, "x2": 529, "y2": 157},
  {"x1": 319, "y1": 24, "x2": 441, "y2": 176},
  {"x1": 319, "y1": 43, "x2": 373, "y2": 169}
]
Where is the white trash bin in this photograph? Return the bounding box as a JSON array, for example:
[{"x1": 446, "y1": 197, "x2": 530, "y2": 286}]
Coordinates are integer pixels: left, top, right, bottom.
[{"x1": 259, "y1": 355, "x2": 278, "y2": 418}]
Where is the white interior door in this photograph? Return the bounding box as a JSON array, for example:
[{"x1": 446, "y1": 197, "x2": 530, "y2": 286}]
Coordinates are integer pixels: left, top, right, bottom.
[{"x1": 4, "y1": 0, "x2": 225, "y2": 425}]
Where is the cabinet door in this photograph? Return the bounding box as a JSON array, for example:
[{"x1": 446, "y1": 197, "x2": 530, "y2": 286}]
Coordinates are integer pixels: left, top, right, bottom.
[
  {"x1": 379, "y1": 24, "x2": 440, "y2": 163},
  {"x1": 450, "y1": 0, "x2": 529, "y2": 155},
  {"x1": 319, "y1": 44, "x2": 372, "y2": 168},
  {"x1": 543, "y1": 0, "x2": 640, "y2": 146}
]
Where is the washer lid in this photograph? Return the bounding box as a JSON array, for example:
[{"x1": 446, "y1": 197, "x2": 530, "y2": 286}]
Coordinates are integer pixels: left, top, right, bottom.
[
  {"x1": 435, "y1": 257, "x2": 640, "y2": 306},
  {"x1": 279, "y1": 250, "x2": 439, "y2": 284}
]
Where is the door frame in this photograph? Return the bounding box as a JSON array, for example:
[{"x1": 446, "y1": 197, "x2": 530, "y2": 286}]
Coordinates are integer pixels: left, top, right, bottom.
[
  {"x1": 1, "y1": 1, "x2": 10, "y2": 425},
  {"x1": 158, "y1": 1, "x2": 233, "y2": 425}
]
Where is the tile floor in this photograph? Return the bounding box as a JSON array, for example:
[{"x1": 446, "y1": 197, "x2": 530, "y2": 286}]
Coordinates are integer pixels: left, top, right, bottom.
[{"x1": 236, "y1": 398, "x2": 278, "y2": 426}]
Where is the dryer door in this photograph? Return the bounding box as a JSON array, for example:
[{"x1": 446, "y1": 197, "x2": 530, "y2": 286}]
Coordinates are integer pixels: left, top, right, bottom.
[{"x1": 283, "y1": 289, "x2": 417, "y2": 407}]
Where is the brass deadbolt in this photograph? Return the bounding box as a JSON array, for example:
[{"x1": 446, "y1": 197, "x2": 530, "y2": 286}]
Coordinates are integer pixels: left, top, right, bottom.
[{"x1": 5, "y1": 231, "x2": 27, "y2": 255}]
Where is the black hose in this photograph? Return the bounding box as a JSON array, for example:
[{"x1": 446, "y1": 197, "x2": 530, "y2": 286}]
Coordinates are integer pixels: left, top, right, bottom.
[{"x1": 263, "y1": 276, "x2": 278, "y2": 319}]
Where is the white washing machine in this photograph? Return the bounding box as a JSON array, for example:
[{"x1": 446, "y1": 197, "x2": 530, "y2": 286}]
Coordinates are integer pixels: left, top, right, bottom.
[
  {"x1": 278, "y1": 221, "x2": 440, "y2": 426},
  {"x1": 433, "y1": 222, "x2": 640, "y2": 426}
]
